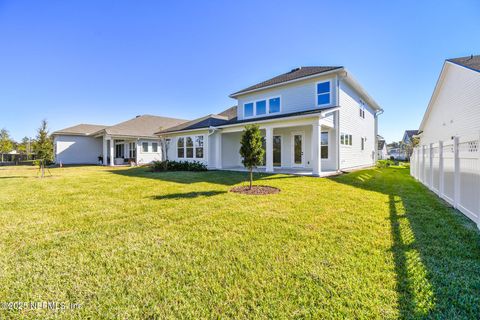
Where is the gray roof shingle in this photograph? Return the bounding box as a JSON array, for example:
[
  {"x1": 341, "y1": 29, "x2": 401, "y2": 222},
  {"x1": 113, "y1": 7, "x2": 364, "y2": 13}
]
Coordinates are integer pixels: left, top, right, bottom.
[
  {"x1": 448, "y1": 55, "x2": 480, "y2": 72},
  {"x1": 52, "y1": 124, "x2": 108, "y2": 135},
  {"x1": 230, "y1": 66, "x2": 343, "y2": 97},
  {"x1": 100, "y1": 115, "x2": 187, "y2": 137}
]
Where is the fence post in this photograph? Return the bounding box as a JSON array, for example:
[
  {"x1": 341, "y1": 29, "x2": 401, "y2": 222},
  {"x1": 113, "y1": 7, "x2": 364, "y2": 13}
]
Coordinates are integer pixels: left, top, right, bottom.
[
  {"x1": 438, "y1": 140, "x2": 444, "y2": 197},
  {"x1": 453, "y1": 137, "x2": 460, "y2": 209},
  {"x1": 422, "y1": 145, "x2": 426, "y2": 183},
  {"x1": 429, "y1": 143, "x2": 434, "y2": 188}
]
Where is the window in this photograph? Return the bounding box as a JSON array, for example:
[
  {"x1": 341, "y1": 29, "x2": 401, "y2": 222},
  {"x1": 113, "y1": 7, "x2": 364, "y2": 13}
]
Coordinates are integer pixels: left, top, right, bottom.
[
  {"x1": 152, "y1": 142, "x2": 158, "y2": 153},
  {"x1": 321, "y1": 132, "x2": 328, "y2": 159},
  {"x1": 341, "y1": 133, "x2": 352, "y2": 146},
  {"x1": 317, "y1": 81, "x2": 331, "y2": 106},
  {"x1": 129, "y1": 142, "x2": 136, "y2": 159},
  {"x1": 186, "y1": 137, "x2": 194, "y2": 158},
  {"x1": 142, "y1": 142, "x2": 149, "y2": 153},
  {"x1": 195, "y1": 136, "x2": 204, "y2": 158},
  {"x1": 359, "y1": 102, "x2": 365, "y2": 118},
  {"x1": 269, "y1": 97, "x2": 280, "y2": 113},
  {"x1": 244, "y1": 102, "x2": 254, "y2": 117},
  {"x1": 361, "y1": 137, "x2": 365, "y2": 150},
  {"x1": 177, "y1": 138, "x2": 185, "y2": 158},
  {"x1": 256, "y1": 100, "x2": 266, "y2": 115},
  {"x1": 115, "y1": 143, "x2": 124, "y2": 158}
]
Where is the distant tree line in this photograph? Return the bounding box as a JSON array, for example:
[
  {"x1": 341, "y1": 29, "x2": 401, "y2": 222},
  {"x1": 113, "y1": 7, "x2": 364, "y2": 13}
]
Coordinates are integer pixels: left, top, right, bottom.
[{"x1": 0, "y1": 120, "x2": 53, "y2": 164}]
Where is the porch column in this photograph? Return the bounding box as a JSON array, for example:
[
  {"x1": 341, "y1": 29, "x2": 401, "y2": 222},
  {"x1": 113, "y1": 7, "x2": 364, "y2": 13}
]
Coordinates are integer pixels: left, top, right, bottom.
[
  {"x1": 109, "y1": 138, "x2": 114, "y2": 166},
  {"x1": 265, "y1": 127, "x2": 274, "y2": 173},
  {"x1": 215, "y1": 132, "x2": 222, "y2": 169},
  {"x1": 312, "y1": 122, "x2": 322, "y2": 176},
  {"x1": 102, "y1": 135, "x2": 108, "y2": 165}
]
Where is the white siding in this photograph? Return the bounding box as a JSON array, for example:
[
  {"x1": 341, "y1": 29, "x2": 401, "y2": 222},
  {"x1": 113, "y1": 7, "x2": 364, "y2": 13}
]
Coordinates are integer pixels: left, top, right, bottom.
[
  {"x1": 338, "y1": 81, "x2": 376, "y2": 169},
  {"x1": 54, "y1": 135, "x2": 102, "y2": 164},
  {"x1": 236, "y1": 74, "x2": 338, "y2": 120},
  {"x1": 420, "y1": 63, "x2": 480, "y2": 145},
  {"x1": 136, "y1": 139, "x2": 162, "y2": 164}
]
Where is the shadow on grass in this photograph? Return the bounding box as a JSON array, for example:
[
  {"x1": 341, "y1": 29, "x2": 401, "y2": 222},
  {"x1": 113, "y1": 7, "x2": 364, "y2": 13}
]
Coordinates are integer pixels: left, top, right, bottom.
[
  {"x1": 329, "y1": 167, "x2": 480, "y2": 319},
  {"x1": 151, "y1": 191, "x2": 226, "y2": 200},
  {"x1": 109, "y1": 167, "x2": 296, "y2": 186}
]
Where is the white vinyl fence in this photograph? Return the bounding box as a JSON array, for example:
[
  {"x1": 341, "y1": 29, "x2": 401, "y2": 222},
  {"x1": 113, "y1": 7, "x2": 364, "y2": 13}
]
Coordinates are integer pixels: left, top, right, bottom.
[{"x1": 411, "y1": 134, "x2": 480, "y2": 230}]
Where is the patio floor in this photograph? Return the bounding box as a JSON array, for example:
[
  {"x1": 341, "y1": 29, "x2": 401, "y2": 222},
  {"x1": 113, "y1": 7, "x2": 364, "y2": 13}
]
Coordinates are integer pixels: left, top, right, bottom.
[{"x1": 219, "y1": 166, "x2": 339, "y2": 177}]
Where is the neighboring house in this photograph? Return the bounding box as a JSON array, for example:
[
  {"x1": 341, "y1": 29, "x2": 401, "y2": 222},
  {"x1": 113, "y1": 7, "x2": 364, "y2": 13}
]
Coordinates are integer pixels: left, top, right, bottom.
[
  {"x1": 52, "y1": 115, "x2": 187, "y2": 165},
  {"x1": 377, "y1": 135, "x2": 388, "y2": 160},
  {"x1": 417, "y1": 55, "x2": 480, "y2": 145},
  {"x1": 402, "y1": 130, "x2": 418, "y2": 145},
  {"x1": 157, "y1": 66, "x2": 383, "y2": 176}
]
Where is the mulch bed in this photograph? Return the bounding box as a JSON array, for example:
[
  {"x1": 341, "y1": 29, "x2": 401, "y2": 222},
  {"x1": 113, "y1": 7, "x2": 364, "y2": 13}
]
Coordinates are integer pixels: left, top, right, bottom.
[{"x1": 230, "y1": 185, "x2": 280, "y2": 195}]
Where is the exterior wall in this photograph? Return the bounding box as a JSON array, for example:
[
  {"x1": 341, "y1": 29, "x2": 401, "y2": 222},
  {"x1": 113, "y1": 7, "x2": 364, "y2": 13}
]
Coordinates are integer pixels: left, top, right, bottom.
[
  {"x1": 338, "y1": 81, "x2": 376, "y2": 169},
  {"x1": 236, "y1": 74, "x2": 338, "y2": 121},
  {"x1": 164, "y1": 131, "x2": 209, "y2": 166},
  {"x1": 136, "y1": 139, "x2": 162, "y2": 164},
  {"x1": 54, "y1": 135, "x2": 102, "y2": 164},
  {"x1": 420, "y1": 63, "x2": 480, "y2": 145}
]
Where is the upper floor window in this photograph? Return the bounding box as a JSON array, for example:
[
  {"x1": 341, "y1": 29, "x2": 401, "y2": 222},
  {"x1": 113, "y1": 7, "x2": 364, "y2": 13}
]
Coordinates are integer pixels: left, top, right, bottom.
[
  {"x1": 359, "y1": 101, "x2": 365, "y2": 118},
  {"x1": 244, "y1": 103, "x2": 254, "y2": 117},
  {"x1": 244, "y1": 97, "x2": 281, "y2": 118},
  {"x1": 317, "y1": 81, "x2": 331, "y2": 106},
  {"x1": 256, "y1": 100, "x2": 266, "y2": 115},
  {"x1": 269, "y1": 97, "x2": 280, "y2": 113}
]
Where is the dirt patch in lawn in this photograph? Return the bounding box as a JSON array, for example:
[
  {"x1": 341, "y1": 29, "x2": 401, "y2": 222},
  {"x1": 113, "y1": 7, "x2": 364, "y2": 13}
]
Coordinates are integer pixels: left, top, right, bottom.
[{"x1": 230, "y1": 185, "x2": 280, "y2": 195}]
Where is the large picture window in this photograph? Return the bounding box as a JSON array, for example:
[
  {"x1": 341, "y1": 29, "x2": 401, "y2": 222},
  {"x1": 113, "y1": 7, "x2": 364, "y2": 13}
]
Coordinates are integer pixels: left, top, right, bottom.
[
  {"x1": 177, "y1": 135, "x2": 204, "y2": 159},
  {"x1": 317, "y1": 81, "x2": 331, "y2": 106}
]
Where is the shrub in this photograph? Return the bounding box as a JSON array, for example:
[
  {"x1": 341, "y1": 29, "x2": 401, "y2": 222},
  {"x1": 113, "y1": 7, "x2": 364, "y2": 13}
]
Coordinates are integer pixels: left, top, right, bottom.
[
  {"x1": 151, "y1": 160, "x2": 207, "y2": 172},
  {"x1": 377, "y1": 159, "x2": 394, "y2": 168}
]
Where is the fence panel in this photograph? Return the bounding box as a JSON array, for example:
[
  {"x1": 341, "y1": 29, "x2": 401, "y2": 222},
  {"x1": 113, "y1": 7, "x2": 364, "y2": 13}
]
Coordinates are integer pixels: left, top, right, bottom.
[{"x1": 411, "y1": 135, "x2": 480, "y2": 229}]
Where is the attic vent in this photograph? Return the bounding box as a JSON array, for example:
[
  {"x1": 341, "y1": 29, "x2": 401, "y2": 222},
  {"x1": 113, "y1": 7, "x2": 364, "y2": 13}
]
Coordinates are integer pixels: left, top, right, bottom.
[
  {"x1": 136, "y1": 115, "x2": 141, "y2": 118},
  {"x1": 290, "y1": 67, "x2": 301, "y2": 73}
]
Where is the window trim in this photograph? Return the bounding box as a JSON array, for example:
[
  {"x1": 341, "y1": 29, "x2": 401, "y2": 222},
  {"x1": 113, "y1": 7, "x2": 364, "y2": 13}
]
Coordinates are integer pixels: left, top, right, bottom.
[
  {"x1": 176, "y1": 134, "x2": 205, "y2": 160},
  {"x1": 316, "y1": 80, "x2": 332, "y2": 107},
  {"x1": 152, "y1": 142, "x2": 158, "y2": 153},
  {"x1": 359, "y1": 100, "x2": 366, "y2": 119},
  {"x1": 321, "y1": 131, "x2": 329, "y2": 160},
  {"x1": 141, "y1": 142, "x2": 149, "y2": 153},
  {"x1": 340, "y1": 132, "x2": 353, "y2": 147},
  {"x1": 243, "y1": 95, "x2": 282, "y2": 119}
]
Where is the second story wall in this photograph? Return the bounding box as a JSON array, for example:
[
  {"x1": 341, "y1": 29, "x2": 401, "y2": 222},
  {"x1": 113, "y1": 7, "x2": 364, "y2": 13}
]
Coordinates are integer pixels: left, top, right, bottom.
[{"x1": 235, "y1": 74, "x2": 338, "y2": 121}]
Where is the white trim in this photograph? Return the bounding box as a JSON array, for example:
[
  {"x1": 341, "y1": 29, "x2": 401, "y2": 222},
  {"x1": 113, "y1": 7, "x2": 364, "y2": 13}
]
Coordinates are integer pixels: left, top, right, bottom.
[
  {"x1": 291, "y1": 131, "x2": 305, "y2": 168},
  {"x1": 243, "y1": 95, "x2": 282, "y2": 119},
  {"x1": 316, "y1": 79, "x2": 333, "y2": 107}
]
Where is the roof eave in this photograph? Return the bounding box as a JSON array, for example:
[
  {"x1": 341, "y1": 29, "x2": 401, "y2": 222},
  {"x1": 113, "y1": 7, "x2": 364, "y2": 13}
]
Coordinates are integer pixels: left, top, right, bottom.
[{"x1": 229, "y1": 67, "x2": 344, "y2": 98}]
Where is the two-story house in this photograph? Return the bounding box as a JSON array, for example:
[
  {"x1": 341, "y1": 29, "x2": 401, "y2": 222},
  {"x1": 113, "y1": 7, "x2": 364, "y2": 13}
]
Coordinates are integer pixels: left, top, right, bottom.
[{"x1": 158, "y1": 66, "x2": 383, "y2": 176}]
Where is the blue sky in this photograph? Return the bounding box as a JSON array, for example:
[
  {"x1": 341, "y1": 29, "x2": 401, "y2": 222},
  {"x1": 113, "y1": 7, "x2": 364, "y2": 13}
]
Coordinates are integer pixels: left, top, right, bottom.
[{"x1": 1, "y1": 0, "x2": 479, "y2": 142}]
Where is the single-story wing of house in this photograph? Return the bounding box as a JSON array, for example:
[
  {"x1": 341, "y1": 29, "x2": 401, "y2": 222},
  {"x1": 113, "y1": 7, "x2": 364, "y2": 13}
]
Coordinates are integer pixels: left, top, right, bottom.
[
  {"x1": 156, "y1": 66, "x2": 383, "y2": 176},
  {"x1": 52, "y1": 115, "x2": 187, "y2": 165}
]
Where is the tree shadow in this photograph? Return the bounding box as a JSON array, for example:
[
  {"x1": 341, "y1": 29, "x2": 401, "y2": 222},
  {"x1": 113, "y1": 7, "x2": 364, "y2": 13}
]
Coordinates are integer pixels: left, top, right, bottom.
[
  {"x1": 329, "y1": 167, "x2": 480, "y2": 318},
  {"x1": 109, "y1": 167, "x2": 295, "y2": 186},
  {"x1": 150, "y1": 191, "x2": 226, "y2": 200}
]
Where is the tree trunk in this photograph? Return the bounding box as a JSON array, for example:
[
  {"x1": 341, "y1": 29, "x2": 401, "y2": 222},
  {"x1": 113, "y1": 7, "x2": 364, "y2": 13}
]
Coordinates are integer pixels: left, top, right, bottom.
[
  {"x1": 249, "y1": 168, "x2": 253, "y2": 189},
  {"x1": 41, "y1": 161, "x2": 45, "y2": 178}
]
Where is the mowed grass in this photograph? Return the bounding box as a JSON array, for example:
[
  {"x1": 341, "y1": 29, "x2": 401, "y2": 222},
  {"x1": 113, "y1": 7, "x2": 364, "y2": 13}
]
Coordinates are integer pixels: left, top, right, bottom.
[{"x1": 0, "y1": 165, "x2": 479, "y2": 319}]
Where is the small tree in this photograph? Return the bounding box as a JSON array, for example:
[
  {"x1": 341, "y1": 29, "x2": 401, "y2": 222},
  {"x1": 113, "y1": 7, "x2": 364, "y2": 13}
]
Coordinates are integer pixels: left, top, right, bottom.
[
  {"x1": 239, "y1": 124, "x2": 264, "y2": 189},
  {"x1": 34, "y1": 120, "x2": 53, "y2": 178},
  {"x1": 0, "y1": 128, "x2": 13, "y2": 162}
]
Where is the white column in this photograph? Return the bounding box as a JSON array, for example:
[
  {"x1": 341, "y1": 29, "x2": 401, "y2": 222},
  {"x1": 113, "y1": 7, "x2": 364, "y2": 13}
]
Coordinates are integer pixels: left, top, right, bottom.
[
  {"x1": 109, "y1": 138, "x2": 114, "y2": 166},
  {"x1": 102, "y1": 135, "x2": 108, "y2": 165},
  {"x1": 265, "y1": 127, "x2": 273, "y2": 173},
  {"x1": 215, "y1": 132, "x2": 222, "y2": 169},
  {"x1": 312, "y1": 122, "x2": 322, "y2": 177}
]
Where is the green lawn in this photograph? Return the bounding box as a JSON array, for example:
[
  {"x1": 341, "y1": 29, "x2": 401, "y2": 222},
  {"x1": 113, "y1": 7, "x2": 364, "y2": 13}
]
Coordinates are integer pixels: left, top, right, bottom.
[{"x1": 0, "y1": 165, "x2": 479, "y2": 319}]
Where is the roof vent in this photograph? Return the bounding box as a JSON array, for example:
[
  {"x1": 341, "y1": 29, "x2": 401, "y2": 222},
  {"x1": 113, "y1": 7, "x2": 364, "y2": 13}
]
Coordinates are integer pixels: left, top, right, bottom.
[
  {"x1": 290, "y1": 67, "x2": 301, "y2": 73},
  {"x1": 136, "y1": 115, "x2": 141, "y2": 118}
]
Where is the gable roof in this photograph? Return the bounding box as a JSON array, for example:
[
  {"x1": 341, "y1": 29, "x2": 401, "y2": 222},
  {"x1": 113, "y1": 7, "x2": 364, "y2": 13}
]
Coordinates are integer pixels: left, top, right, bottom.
[
  {"x1": 52, "y1": 124, "x2": 108, "y2": 136},
  {"x1": 230, "y1": 66, "x2": 343, "y2": 97},
  {"x1": 96, "y1": 115, "x2": 187, "y2": 138},
  {"x1": 447, "y1": 55, "x2": 480, "y2": 72}
]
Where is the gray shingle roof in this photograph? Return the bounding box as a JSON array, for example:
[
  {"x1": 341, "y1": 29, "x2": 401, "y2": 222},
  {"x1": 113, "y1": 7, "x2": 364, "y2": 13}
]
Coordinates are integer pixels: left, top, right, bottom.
[
  {"x1": 230, "y1": 66, "x2": 343, "y2": 97},
  {"x1": 52, "y1": 124, "x2": 108, "y2": 136},
  {"x1": 100, "y1": 115, "x2": 187, "y2": 137},
  {"x1": 448, "y1": 55, "x2": 480, "y2": 72}
]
